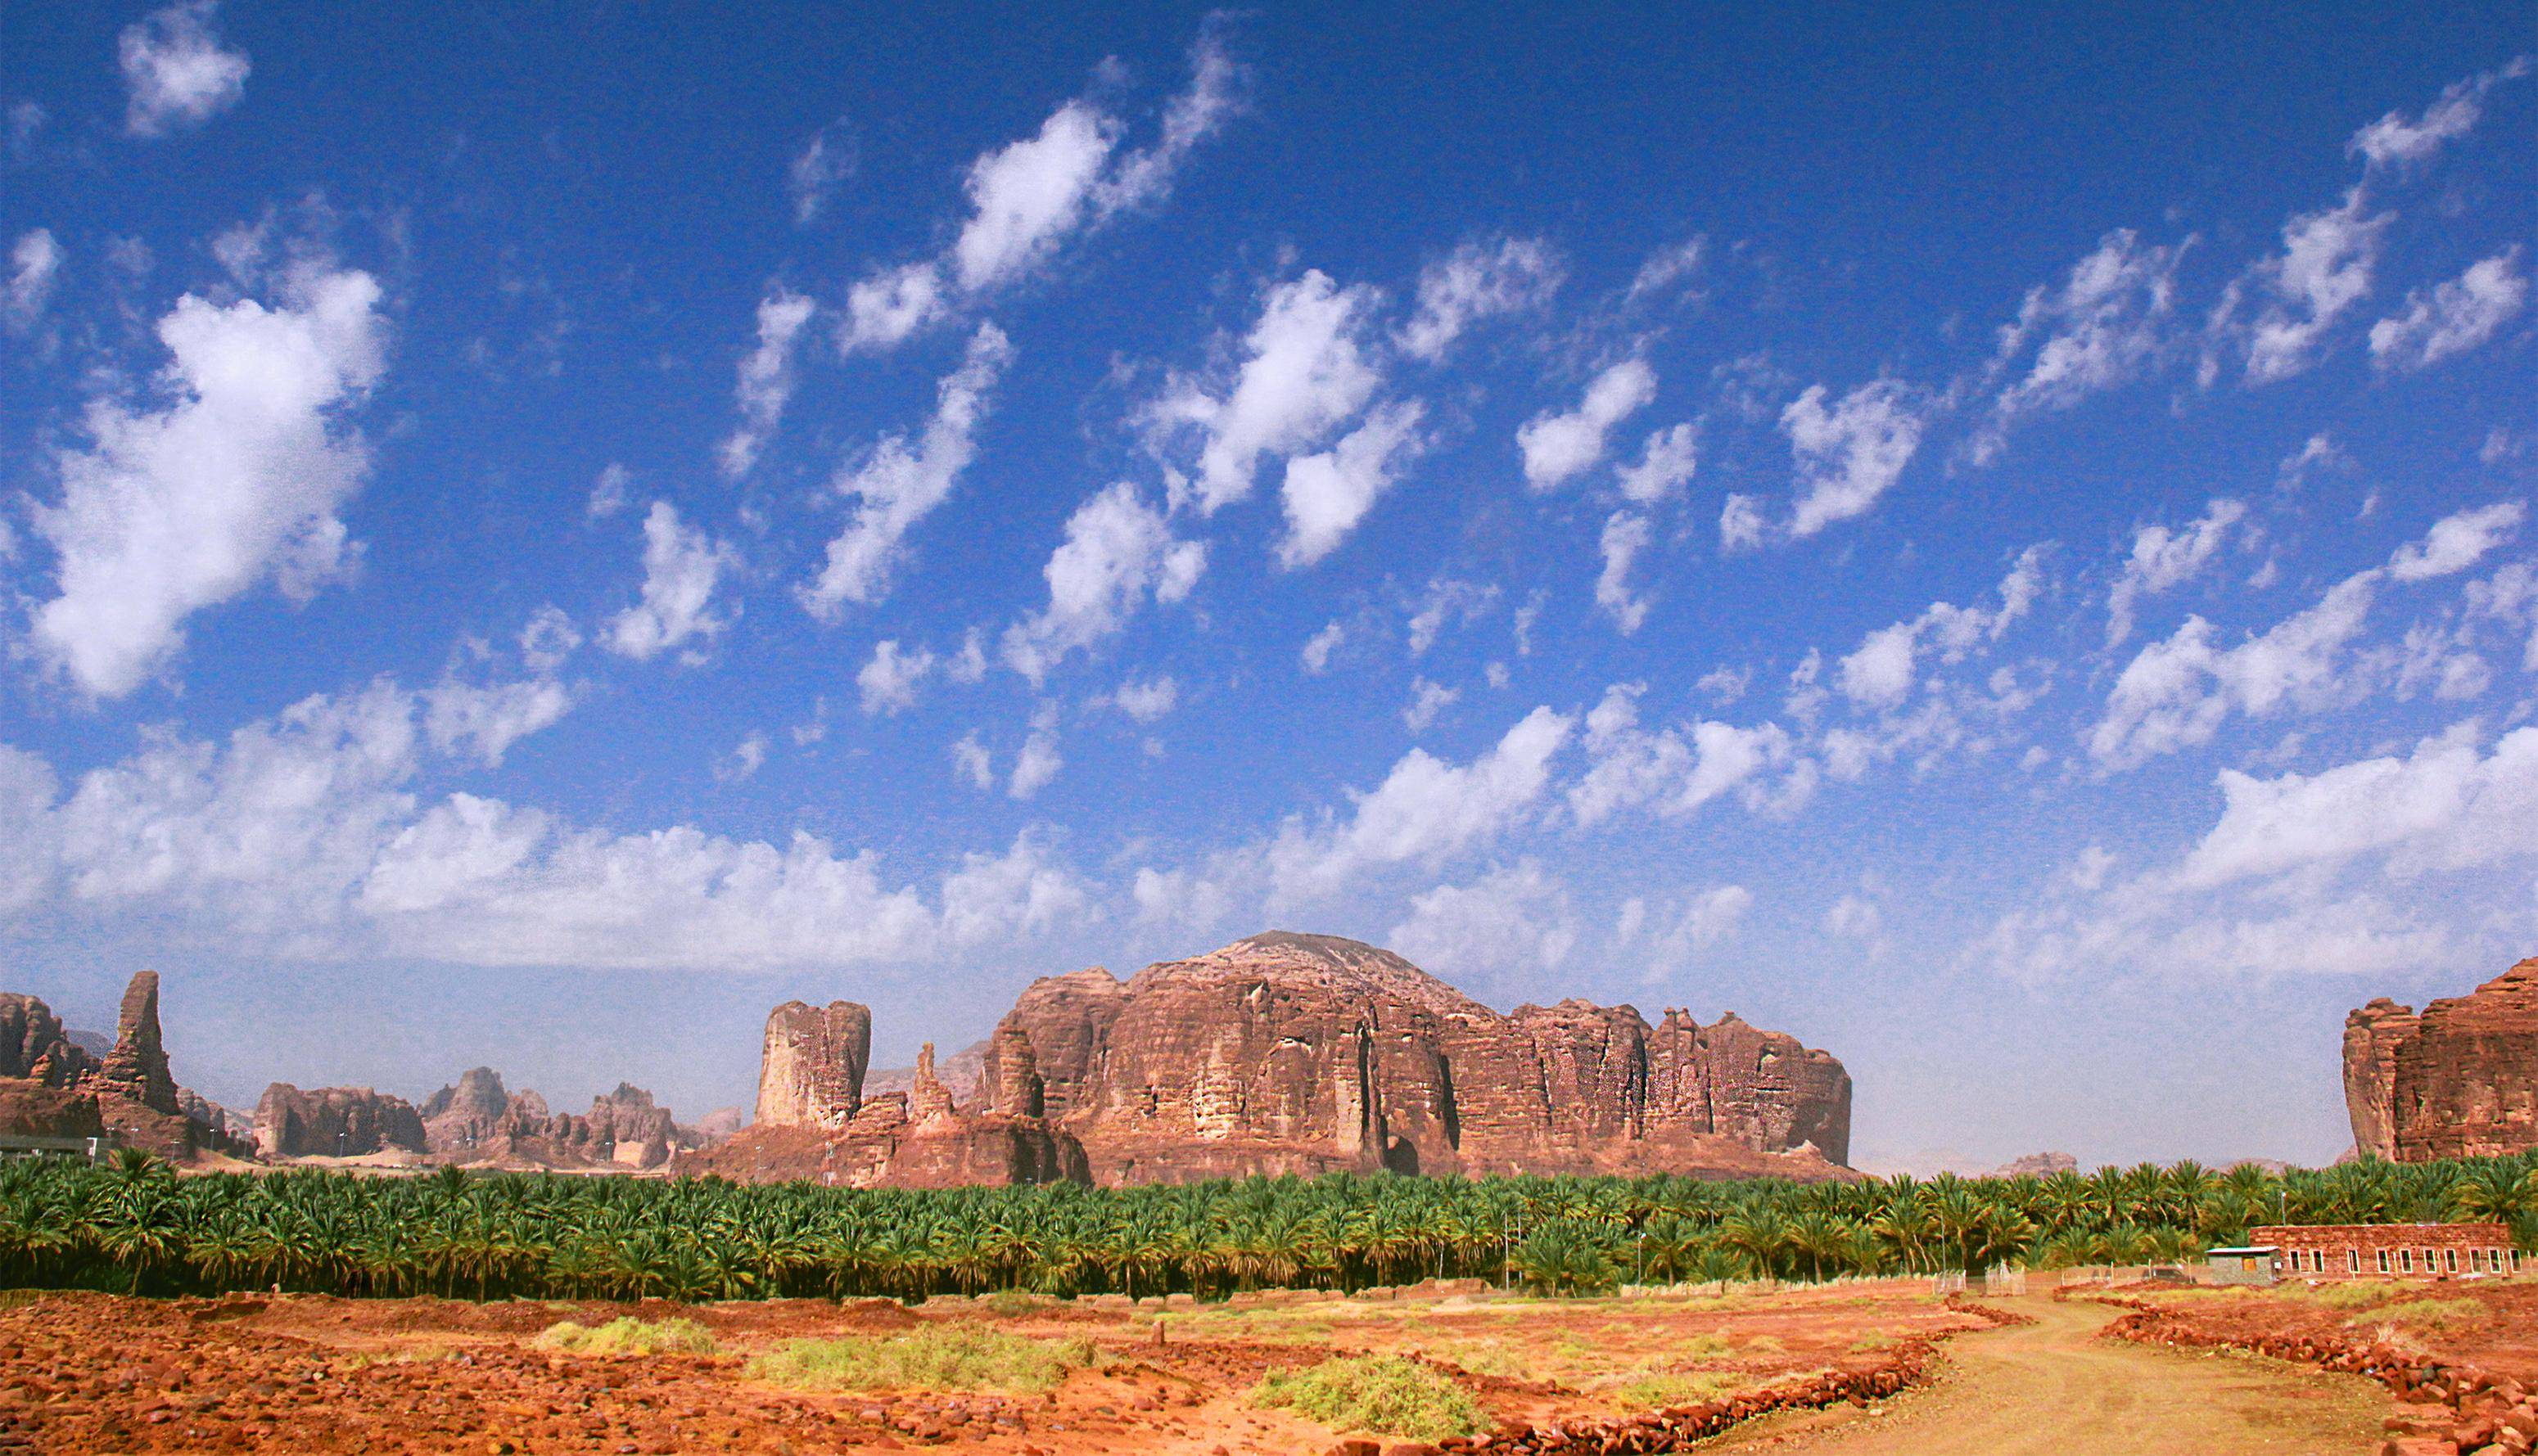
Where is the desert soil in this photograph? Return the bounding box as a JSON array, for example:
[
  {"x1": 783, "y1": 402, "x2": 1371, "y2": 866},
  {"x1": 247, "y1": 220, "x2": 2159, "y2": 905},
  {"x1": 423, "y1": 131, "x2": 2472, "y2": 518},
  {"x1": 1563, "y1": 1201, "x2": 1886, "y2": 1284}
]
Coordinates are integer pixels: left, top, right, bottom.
[
  {"x1": 1699, "y1": 1293, "x2": 2396, "y2": 1454},
  {"x1": 0, "y1": 1281, "x2": 1980, "y2": 1454}
]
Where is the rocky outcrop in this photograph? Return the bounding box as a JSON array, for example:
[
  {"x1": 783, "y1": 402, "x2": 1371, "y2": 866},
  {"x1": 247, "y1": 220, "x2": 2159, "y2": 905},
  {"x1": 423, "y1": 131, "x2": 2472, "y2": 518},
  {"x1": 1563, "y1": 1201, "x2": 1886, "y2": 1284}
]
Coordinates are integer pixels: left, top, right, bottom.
[
  {"x1": 97, "y1": 971, "x2": 180, "y2": 1117},
  {"x1": 756, "y1": 1001, "x2": 872, "y2": 1129},
  {"x1": 2342, "y1": 998, "x2": 2418, "y2": 1161},
  {"x1": 2386, "y1": 958, "x2": 2537, "y2": 1162},
  {"x1": 254, "y1": 1084, "x2": 429, "y2": 1158},
  {"x1": 0, "y1": 973, "x2": 246, "y2": 1159},
  {"x1": 715, "y1": 931, "x2": 1850, "y2": 1188},
  {"x1": 0, "y1": 993, "x2": 100, "y2": 1088},
  {"x1": 1990, "y1": 1152, "x2": 2080, "y2": 1179},
  {"x1": 418, "y1": 1069, "x2": 685, "y2": 1169},
  {"x1": 996, "y1": 932, "x2": 1850, "y2": 1184}
]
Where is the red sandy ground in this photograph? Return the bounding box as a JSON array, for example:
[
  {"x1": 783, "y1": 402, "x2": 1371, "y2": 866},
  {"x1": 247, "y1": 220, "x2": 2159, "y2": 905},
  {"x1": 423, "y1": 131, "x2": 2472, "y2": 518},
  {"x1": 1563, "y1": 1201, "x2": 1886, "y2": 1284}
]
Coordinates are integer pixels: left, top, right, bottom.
[
  {"x1": 0, "y1": 1282, "x2": 1985, "y2": 1454},
  {"x1": 2094, "y1": 1276, "x2": 2538, "y2": 1385}
]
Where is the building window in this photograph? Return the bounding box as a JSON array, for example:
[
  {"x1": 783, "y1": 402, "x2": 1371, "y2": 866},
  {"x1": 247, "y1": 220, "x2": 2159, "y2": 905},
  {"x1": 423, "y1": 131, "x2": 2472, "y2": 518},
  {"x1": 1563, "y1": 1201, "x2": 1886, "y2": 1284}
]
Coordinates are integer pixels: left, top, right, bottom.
[
  {"x1": 2400, "y1": 1249, "x2": 2414, "y2": 1273},
  {"x1": 2445, "y1": 1248, "x2": 2459, "y2": 1273},
  {"x1": 2378, "y1": 1249, "x2": 2391, "y2": 1273},
  {"x1": 2346, "y1": 1249, "x2": 2360, "y2": 1274}
]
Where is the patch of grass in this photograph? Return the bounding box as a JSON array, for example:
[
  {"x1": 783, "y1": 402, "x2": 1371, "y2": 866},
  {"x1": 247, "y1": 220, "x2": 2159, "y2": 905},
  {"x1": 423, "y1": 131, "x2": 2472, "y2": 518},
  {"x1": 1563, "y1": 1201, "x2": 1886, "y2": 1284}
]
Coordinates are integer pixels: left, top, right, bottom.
[
  {"x1": 2366, "y1": 1297, "x2": 2487, "y2": 1330},
  {"x1": 1847, "y1": 1333, "x2": 1894, "y2": 1353},
  {"x1": 747, "y1": 1325, "x2": 1096, "y2": 1394},
  {"x1": 1418, "y1": 1338, "x2": 1529, "y2": 1380},
  {"x1": 1673, "y1": 1332, "x2": 1736, "y2": 1359},
  {"x1": 1252, "y1": 1355, "x2": 1493, "y2": 1440},
  {"x1": 978, "y1": 1290, "x2": 1045, "y2": 1318},
  {"x1": 2280, "y1": 1280, "x2": 2409, "y2": 1311},
  {"x1": 536, "y1": 1317, "x2": 718, "y2": 1357},
  {"x1": 1610, "y1": 1371, "x2": 1741, "y2": 1409}
]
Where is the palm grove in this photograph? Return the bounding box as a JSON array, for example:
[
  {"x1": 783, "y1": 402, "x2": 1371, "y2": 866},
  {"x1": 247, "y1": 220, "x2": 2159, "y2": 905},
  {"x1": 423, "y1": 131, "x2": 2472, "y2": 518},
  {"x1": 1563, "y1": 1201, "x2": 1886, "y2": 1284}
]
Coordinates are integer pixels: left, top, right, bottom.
[{"x1": 5, "y1": 1152, "x2": 2534, "y2": 1302}]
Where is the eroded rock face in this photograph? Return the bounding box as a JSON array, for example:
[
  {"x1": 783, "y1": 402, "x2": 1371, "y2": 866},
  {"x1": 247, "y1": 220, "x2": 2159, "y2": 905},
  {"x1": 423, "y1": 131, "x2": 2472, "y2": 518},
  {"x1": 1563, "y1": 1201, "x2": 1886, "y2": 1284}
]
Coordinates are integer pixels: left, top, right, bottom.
[
  {"x1": 255, "y1": 1084, "x2": 429, "y2": 1157},
  {"x1": 2343, "y1": 998, "x2": 2421, "y2": 1161},
  {"x1": 97, "y1": 971, "x2": 180, "y2": 1117},
  {"x1": 417, "y1": 1069, "x2": 685, "y2": 1169},
  {"x1": 0, "y1": 993, "x2": 100, "y2": 1088},
  {"x1": 756, "y1": 1001, "x2": 872, "y2": 1129},
  {"x1": 2347, "y1": 958, "x2": 2538, "y2": 1162},
  {"x1": 1009, "y1": 933, "x2": 1852, "y2": 1183}
]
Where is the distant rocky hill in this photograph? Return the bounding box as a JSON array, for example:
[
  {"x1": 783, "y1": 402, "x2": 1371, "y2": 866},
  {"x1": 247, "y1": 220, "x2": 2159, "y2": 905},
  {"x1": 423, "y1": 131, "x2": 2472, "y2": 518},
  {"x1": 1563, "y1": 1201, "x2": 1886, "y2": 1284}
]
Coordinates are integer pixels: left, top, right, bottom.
[
  {"x1": 255, "y1": 1067, "x2": 725, "y2": 1170},
  {"x1": 707, "y1": 930, "x2": 1853, "y2": 1187},
  {"x1": 2345, "y1": 955, "x2": 2537, "y2": 1162}
]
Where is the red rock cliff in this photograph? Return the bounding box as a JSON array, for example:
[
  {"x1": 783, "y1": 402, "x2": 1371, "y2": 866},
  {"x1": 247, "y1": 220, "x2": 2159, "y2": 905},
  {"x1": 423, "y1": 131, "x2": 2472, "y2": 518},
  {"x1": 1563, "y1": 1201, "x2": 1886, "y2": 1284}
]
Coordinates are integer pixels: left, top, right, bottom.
[{"x1": 2346, "y1": 957, "x2": 2538, "y2": 1162}]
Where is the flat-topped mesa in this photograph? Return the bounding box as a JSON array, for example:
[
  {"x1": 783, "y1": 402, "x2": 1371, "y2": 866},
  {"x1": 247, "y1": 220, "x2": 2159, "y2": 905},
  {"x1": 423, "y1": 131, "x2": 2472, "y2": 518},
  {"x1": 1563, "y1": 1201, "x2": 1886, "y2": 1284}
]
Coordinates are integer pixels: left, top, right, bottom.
[
  {"x1": 756, "y1": 1000, "x2": 871, "y2": 1129},
  {"x1": 2345, "y1": 957, "x2": 2538, "y2": 1162},
  {"x1": 255, "y1": 1084, "x2": 429, "y2": 1158},
  {"x1": 1000, "y1": 931, "x2": 1853, "y2": 1183}
]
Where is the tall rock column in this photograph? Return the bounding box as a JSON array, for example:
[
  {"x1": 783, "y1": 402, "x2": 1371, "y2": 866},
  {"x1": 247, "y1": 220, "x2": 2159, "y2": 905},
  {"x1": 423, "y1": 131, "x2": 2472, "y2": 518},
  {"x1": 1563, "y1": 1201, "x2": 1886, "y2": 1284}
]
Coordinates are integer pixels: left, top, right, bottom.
[
  {"x1": 2342, "y1": 998, "x2": 2419, "y2": 1161},
  {"x1": 755, "y1": 1000, "x2": 872, "y2": 1129},
  {"x1": 98, "y1": 971, "x2": 180, "y2": 1116}
]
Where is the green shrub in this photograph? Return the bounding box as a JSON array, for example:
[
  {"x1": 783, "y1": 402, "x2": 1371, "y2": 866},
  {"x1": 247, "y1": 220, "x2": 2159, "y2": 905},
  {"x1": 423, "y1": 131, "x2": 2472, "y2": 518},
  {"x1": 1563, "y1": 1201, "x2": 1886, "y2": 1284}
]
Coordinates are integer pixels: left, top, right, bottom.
[
  {"x1": 2367, "y1": 1297, "x2": 2487, "y2": 1330},
  {"x1": 536, "y1": 1316, "x2": 717, "y2": 1356},
  {"x1": 747, "y1": 1325, "x2": 1096, "y2": 1393},
  {"x1": 1611, "y1": 1371, "x2": 1741, "y2": 1409},
  {"x1": 1252, "y1": 1355, "x2": 1492, "y2": 1440}
]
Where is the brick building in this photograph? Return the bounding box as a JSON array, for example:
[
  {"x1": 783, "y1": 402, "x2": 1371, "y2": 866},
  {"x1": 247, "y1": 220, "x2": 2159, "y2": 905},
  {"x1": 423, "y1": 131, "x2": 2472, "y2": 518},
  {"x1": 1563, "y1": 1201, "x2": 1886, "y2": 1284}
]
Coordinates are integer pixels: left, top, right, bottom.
[{"x1": 2250, "y1": 1224, "x2": 2519, "y2": 1279}]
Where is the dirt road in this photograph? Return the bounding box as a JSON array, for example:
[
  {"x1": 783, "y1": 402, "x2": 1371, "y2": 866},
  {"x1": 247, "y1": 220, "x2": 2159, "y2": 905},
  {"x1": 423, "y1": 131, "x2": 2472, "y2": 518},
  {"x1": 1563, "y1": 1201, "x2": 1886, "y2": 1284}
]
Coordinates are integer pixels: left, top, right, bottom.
[{"x1": 1700, "y1": 1295, "x2": 2394, "y2": 1454}]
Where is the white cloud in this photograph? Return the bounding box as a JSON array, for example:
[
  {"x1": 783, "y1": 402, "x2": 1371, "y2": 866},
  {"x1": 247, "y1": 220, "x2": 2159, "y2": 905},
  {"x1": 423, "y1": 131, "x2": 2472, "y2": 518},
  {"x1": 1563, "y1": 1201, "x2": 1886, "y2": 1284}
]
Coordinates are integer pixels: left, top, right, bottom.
[
  {"x1": 4, "y1": 228, "x2": 61, "y2": 331},
  {"x1": 1835, "y1": 548, "x2": 2045, "y2": 709},
  {"x1": 2106, "y1": 498, "x2": 2248, "y2": 647},
  {"x1": 1109, "y1": 674, "x2": 1178, "y2": 723},
  {"x1": 2348, "y1": 60, "x2": 2531, "y2": 171},
  {"x1": 2091, "y1": 572, "x2": 2378, "y2": 769},
  {"x1": 1151, "y1": 270, "x2": 1383, "y2": 513},
  {"x1": 586, "y1": 462, "x2": 632, "y2": 520},
  {"x1": 2369, "y1": 247, "x2": 2528, "y2": 372},
  {"x1": 1782, "y1": 378, "x2": 1931, "y2": 538},
  {"x1": 603, "y1": 501, "x2": 734, "y2": 661},
  {"x1": 1823, "y1": 893, "x2": 1883, "y2": 940},
  {"x1": 1300, "y1": 620, "x2": 1344, "y2": 674},
  {"x1": 838, "y1": 33, "x2": 1236, "y2": 351},
  {"x1": 1619, "y1": 883, "x2": 1754, "y2": 979},
  {"x1": 718, "y1": 286, "x2": 817, "y2": 479},
  {"x1": 714, "y1": 730, "x2": 770, "y2": 784},
  {"x1": 1276, "y1": 399, "x2": 1426, "y2": 568},
  {"x1": 1407, "y1": 578, "x2": 1497, "y2": 656},
  {"x1": 1624, "y1": 236, "x2": 1706, "y2": 304},
  {"x1": 32, "y1": 264, "x2": 387, "y2": 698},
  {"x1": 788, "y1": 119, "x2": 856, "y2": 226},
  {"x1": 2387, "y1": 500, "x2": 2524, "y2": 582},
  {"x1": 1971, "y1": 229, "x2": 2180, "y2": 462},
  {"x1": 1567, "y1": 683, "x2": 1804, "y2": 827},
  {"x1": 1388, "y1": 862, "x2": 1578, "y2": 980},
  {"x1": 1009, "y1": 708, "x2": 1063, "y2": 800},
  {"x1": 1001, "y1": 482, "x2": 1205, "y2": 683},
  {"x1": 804, "y1": 322, "x2": 1012, "y2": 615},
  {"x1": 119, "y1": 2, "x2": 249, "y2": 138},
  {"x1": 1595, "y1": 511, "x2": 1654, "y2": 633},
  {"x1": 0, "y1": 675, "x2": 1095, "y2": 971},
  {"x1": 856, "y1": 640, "x2": 934, "y2": 715},
  {"x1": 422, "y1": 678, "x2": 575, "y2": 769},
  {"x1": 1614, "y1": 422, "x2": 1697, "y2": 503},
  {"x1": 1270, "y1": 705, "x2": 1573, "y2": 903},
  {"x1": 1396, "y1": 237, "x2": 1564, "y2": 361},
  {"x1": 517, "y1": 606, "x2": 580, "y2": 674},
  {"x1": 1515, "y1": 358, "x2": 1655, "y2": 491},
  {"x1": 2218, "y1": 187, "x2": 2392, "y2": 386},
  {"x1": 1402, "y1": 676, "x2": 1459, "y2": 732},
  {"x1": 1718, "y1": 492, "x2": 1767, "y2": 552},
  {"x1": 949, "y1": 733, "x2": 994, "y2": 790}
]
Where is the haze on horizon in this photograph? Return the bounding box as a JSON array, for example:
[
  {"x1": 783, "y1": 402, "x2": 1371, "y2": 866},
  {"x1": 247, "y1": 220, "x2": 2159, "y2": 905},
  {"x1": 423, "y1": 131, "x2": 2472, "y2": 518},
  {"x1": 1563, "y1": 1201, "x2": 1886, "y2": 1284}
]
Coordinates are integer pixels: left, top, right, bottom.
[{"x1": 1, "y1": 2, "x2": 2532, "y2": 1176}]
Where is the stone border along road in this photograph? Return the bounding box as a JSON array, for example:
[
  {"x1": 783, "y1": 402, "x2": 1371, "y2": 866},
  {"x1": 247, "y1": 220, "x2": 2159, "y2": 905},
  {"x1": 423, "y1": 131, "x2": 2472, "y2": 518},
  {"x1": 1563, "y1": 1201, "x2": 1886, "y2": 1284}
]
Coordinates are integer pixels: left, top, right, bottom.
[{"x1": 1693, "y1": 1293, "x2": 2396, "y2": 1454}]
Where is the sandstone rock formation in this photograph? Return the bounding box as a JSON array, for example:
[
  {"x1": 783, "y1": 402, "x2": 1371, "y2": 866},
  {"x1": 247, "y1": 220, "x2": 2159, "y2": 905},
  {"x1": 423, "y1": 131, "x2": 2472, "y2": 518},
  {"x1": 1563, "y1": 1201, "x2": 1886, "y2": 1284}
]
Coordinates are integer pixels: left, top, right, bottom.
[
  {"x1": 756, "y1": 1001, "x2": 872, "y2": 1129},
  {"x1": 711, "y1": 931, "x2": 1850, "y2": 1188},
  {"x1": 418, "y1": 1068, "x2": 688, "y2": 1170},
  {"x1": 2346, "y1": 957, "x2": 2538, "y2": 1163},
  {"x1": 1990, "y1": 1152, "x2": 2080, "y2": 1179},
  {"x1": 0, "y1": 972, "x2": 246, "y2": 1159},
  {"x1": 254, "y1": 1084, "x2": 429, "y2": 1158}
]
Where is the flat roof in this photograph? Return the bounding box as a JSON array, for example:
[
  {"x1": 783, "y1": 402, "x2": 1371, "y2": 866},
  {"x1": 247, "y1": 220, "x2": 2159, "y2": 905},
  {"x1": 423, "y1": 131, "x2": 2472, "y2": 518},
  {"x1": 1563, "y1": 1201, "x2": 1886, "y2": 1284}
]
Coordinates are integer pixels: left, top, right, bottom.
[{"x1": 2206, "y1": 1246, "x2": 2278, "y2": 1256}]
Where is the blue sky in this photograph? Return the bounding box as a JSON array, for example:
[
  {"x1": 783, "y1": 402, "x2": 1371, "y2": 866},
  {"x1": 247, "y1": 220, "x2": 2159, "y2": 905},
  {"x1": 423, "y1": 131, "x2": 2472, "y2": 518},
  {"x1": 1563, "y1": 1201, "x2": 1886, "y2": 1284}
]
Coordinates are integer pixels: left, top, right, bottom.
[{"x1": 2, "y1": 2, "x2": 2532, "y2": 1171}]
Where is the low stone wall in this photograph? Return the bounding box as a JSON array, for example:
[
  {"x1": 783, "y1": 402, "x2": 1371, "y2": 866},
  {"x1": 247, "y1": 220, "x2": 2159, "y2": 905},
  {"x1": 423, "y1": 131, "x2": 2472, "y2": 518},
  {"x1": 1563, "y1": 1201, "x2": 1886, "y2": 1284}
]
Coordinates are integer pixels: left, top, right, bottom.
[
  {"x1": 1363, "y1": 1302, "x2": 2027, "y2": 1455},
  {"x1": 2089, "y1": 1293, "x2": 2538, "y2": 1454}
]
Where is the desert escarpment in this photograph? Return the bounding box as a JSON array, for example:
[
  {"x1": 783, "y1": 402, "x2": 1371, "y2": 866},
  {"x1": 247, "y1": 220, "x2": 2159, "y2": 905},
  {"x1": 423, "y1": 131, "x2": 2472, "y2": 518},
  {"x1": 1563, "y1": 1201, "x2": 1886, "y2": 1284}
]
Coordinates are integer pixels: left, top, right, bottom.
[
  {"x1": 710, "y1": 931, "x2": 1851, "y2": 1187},
  {"x1": 2345, "y1": 956, "x2": 2538, "y2": 1162},
  {"x1": 254, "y1": 1084, "x2": 429, "y2": 1158}
]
